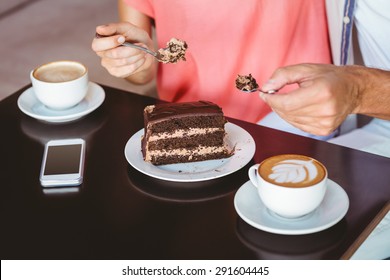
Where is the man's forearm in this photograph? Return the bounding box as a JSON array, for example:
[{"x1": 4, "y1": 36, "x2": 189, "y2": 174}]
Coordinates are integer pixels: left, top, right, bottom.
[{"x1": 353, "y1": 66, "x2": 390, "y2": 120}]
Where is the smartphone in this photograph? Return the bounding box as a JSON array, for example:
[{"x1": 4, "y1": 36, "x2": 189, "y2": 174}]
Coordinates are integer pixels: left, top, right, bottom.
[{"x1": 40, "y1": 138, "x2": 86, "y2": 187}]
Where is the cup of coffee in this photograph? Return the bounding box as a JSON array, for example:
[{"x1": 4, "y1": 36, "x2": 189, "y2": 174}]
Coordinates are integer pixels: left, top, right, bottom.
[
  {"x1": 248, "y1": 154, "x2": 327, "y2": 218},
  {"x1": 30, "y1": 60, "x2": 88, "y2": 110}
]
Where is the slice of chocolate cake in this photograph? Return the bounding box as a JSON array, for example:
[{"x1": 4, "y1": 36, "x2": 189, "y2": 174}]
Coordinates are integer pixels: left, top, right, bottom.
[{"x1": 142, "y1": 101, "x2": 233, "y2": 165}]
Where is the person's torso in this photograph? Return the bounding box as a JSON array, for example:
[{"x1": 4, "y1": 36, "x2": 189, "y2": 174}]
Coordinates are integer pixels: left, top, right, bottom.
[
  {"x1": 355, "y1": 0, "x2": 390, "y2": 69},
  {"x1": 127, "y1": 0, "x2": 331, "y2": 122}
]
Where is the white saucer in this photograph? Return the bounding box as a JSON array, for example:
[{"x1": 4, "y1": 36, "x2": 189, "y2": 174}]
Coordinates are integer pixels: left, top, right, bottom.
[
  {"x1": 17, "y1": 82, "x2": 105, "y2": 123},
  {"x1": 234, "y1": 179, "x2": 349, "y2": 235},
  {"x1": 124, "y1": 123, "x2": 256, "y2": 182}
]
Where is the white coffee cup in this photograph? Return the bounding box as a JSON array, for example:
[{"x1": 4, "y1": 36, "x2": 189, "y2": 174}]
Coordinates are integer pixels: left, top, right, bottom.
[
  {"x1": 248, "y1": 154, "x2": 327, "y2": 218},
  {"x1": 30, "y1": 60, "x2": 88, "y2": 110}
]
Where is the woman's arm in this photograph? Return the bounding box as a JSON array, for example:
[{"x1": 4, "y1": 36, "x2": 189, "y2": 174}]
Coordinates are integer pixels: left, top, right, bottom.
[{"x1": 91, "y1": 0, "x2": 157, "y2": 85}]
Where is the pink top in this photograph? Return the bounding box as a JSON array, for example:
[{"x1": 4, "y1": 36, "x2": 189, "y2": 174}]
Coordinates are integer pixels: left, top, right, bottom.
[{"x1": 125, "y1": 0, "x2": 331, "y2": 123}]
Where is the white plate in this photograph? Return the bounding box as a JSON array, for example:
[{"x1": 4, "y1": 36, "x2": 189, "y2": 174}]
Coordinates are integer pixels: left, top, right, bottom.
[
  {"x1": 124, "y1": 123, "x2": 256, "y2": 182},
  {"x1": 17, "y1": 82, "x2": 105, "y2": 123},
  {"x1": 234, "y1": 179, "x2": 349, "y2": 235}
]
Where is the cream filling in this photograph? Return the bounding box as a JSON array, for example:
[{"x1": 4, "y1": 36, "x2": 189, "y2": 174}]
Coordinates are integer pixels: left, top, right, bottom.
[
  {"x1": 148, "y1": 128, "x2": 223, "y2": 141},
  {"x1": 145, "y1": 145, "x2": 229, "y2": 161}
]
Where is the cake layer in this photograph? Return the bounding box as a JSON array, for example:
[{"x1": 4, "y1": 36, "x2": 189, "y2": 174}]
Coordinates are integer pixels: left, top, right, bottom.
[
  {"x1": 146, "y1": 115, "x2": 225, "y2": 133},
  {"x1": 146, "y1": 146, "x2": 232, "y2": 165},
  {"x1": 148, "y1": 128, "x2": 223, "y2": 141},
  {"x1": 147, "y1": 130, "x2": 225, "y2": 151}
]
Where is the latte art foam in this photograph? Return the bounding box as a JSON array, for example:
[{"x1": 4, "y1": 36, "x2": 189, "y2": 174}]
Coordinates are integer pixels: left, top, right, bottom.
[
  {"x1": 268, "y1": 159, "x2": 317, "y2": 184},
  {"x1": 259, "y1": 154, "x2": 326, "y2": 188}
]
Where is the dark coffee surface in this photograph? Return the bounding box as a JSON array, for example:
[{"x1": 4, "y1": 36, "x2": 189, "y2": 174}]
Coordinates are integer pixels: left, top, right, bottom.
[{"x1": 2, "y1": 84, "x2": 390, "y2": 259}]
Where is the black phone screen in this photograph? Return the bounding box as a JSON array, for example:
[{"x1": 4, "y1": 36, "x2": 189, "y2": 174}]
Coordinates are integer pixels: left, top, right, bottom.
[{"x1": 44, "y1": 144, "x2": 82, "y2": 175}]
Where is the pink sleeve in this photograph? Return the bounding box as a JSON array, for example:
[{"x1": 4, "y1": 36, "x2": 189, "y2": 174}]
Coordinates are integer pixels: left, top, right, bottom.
[{"x1": 124, "y1": 0, "x2": 154, "y2": 18}]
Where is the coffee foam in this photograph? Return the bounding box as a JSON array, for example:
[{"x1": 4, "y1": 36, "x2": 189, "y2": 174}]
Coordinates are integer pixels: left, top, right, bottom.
[
  {"x1": 34, "y1": 61, "x2": 86, "y2": 83},
  {"x1": 259, "y1": 155, "x2": 326, "y2": 188}
]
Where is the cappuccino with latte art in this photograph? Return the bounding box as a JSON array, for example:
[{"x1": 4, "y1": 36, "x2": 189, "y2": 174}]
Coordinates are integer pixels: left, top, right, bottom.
[
  {"x1": 259, "y1": 154, "x2": 326, "y2": 188},
  {"x1": 249, "y1": 154, "x2": 328, "y2": 218}
]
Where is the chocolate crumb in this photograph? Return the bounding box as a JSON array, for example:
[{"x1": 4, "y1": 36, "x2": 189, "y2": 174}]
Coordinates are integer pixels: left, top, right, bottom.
[
  {"x1": 235, "y1": 74, "x2": 259, "y2": 91},
  {"x1": 157, "y1": 38, "x2": 188, "y2": 63}
]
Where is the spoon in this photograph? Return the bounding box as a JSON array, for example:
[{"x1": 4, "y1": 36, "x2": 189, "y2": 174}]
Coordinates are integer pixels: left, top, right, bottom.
[
  {"x1": 95, "y1": 33, "x2": 164, "y2": 61},
  {"x1": 239, "y1": 88, "x2": 278, "y2": 94},
  {"x1": 121, "y1": 41, "x2": 164, "y2": 61},
  {"x1": 240, "y1": 88, "x2": 278, "y2": 94}
]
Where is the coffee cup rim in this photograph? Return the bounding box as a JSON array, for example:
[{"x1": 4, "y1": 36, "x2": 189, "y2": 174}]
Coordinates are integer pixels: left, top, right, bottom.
[
  {"x1": 32, "y1": 60, "x2": 88, "y2": 83},
  {"x1": 258, "y1": 154, "x2": 327, "y2": 188}
]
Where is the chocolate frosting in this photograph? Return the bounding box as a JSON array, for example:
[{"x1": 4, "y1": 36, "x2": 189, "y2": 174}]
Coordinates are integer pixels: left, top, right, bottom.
[{"x1": 144, "y1": 101, "x2": 223, "y2": 123}]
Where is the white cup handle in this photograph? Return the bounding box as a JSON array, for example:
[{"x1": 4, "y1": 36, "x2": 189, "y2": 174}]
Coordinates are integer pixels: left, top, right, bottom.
[{"x1": 248, "y1": 164, "x2": 260, "y2": 188}]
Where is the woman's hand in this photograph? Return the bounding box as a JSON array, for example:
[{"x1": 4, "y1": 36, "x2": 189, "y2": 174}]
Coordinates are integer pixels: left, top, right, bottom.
[{"x1": 91, "y1": 22, "x2": 155, "y2": 83}]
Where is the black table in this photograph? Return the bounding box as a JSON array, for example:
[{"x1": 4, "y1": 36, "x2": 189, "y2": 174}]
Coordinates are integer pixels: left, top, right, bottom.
[{"x1": 1, "y1": 84, "x2": 390, "y2": 259}]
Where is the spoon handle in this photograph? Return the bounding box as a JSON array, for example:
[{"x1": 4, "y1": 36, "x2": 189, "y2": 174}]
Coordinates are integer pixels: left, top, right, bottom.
[
  {"x1": 240, "y1": 88, "x2": 278, "y2": 94},
  {"x1": 122, "y1": 42, "x2": 158, "y2": 57},
  {"x1": 259, "y1": 89, "x2": 277, "y2": 94},
  {"x1": 95, "y1": 33, "x2": 159, "y2": 58}
]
